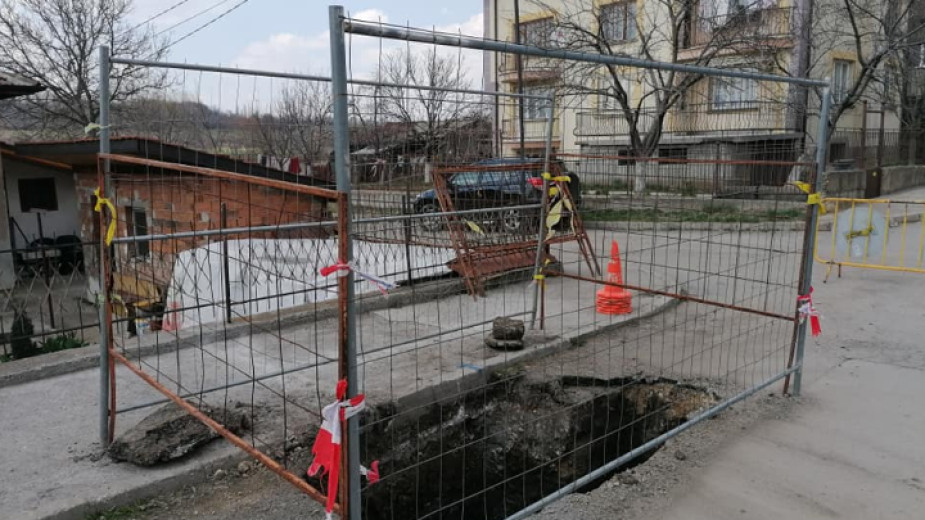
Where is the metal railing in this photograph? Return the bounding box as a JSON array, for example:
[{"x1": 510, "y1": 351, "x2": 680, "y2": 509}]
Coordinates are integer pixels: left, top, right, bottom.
[
  {"x1": 575, "y1": 102, "x2": 794, "y2": 138},
  {"x1": 686, "y1": 6, "x2": 794, "y2": 48}
]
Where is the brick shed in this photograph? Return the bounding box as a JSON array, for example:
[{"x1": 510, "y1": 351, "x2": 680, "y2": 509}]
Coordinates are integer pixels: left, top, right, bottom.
[{"x1": 13, "y1": 138, "x2": 334, "y2": 303}]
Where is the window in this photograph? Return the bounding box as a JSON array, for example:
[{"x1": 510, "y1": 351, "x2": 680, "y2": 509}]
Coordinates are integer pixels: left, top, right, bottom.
[
  {"x1": 700, "y1": 0, "x2": 775, "y2": 27},
  {"x1": 451, "y1": 172, "x2": 480, "y2": 186},
  {"x1": 523, "y1": 86, "x2": 554, "y2": 119},
  {"x1": 18, "y1": 178, "x2": 58, "y2": 212},
  {"x1": 832, "y1": 60, "x2": 853, "y2": 104},
  {"x1": 519, "y1": 17, "x2": 556, "y2": 47},
  {"x1": 711, "y1": 75, "x2": 758, "y2": 110},
  {"x1": 597, "y1": 77, "x2": 632, "y2": 112},
  {"x1": 659, "y1": 147, "x2": 688, "y2": 160},
  {"x1": 126, "y1": 207, "x2": 150, "y2": 258},
  {"x1": 600, "y1": 2, "x2": 637, "y2": 41}
]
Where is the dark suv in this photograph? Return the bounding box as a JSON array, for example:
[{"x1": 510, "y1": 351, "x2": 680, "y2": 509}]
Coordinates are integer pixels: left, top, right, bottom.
[{"x1": 414, "y1": 158, "x2": 580, "y2": 232}]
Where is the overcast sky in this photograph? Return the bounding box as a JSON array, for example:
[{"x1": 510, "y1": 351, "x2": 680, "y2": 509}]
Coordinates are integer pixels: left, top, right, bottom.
[{"x1": 130, "y1": 1, "x2": 485, "y2": 80}]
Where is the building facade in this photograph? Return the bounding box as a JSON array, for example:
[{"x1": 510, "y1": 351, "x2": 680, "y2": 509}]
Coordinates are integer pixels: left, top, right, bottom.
[{"x1": 483, "y1": 0, "x2": 905, "y2": 190}]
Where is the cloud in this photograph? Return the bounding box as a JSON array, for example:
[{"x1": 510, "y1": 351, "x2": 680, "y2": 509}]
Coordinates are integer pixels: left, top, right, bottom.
[
  {"x1": 229, "y1": 11, "x2": 485, "y2": 85},
  {"x1": 234, "y1": 32, "x2": 329, "y2": 72},
  {"x1": 352, "y1": 9, "x2": 388, "y2": 23}
]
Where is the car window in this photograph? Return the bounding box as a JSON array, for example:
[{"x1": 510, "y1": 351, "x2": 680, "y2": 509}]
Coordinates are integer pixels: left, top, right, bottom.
[{"x1": 451, "y1": 172, "x2": 480, "y2": 186}]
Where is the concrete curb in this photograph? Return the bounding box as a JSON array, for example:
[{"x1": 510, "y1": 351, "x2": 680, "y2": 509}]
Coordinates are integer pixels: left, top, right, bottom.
[
  {"x1": 586, "y1": 220, "x2": 807, "y2": 232},
  {"x1": 0, "y1": 275, "x2": 488, "y2": 389}
]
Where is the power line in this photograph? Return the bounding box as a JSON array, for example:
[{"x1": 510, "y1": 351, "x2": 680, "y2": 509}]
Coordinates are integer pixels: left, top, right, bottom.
[
  {"x1": 157, "y1": 0, "x2": 235, "y2": 37},
  {"x1": 165, "y1": 0, "x2": 252, "y2": 50},
  {"x1": 131, "y1": 0, "x2": 193, "y2": 30}
]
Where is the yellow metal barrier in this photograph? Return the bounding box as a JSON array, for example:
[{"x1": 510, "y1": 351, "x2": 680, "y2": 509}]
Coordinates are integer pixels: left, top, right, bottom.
[{"x1": 815, "y1": 197, "x2": 925, "y2": 280}]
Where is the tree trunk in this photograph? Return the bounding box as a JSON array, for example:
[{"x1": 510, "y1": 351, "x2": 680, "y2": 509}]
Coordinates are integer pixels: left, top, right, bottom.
[
  {"x1": 424, "y1": 161, "x2": 434, "y2": 184},
  {"x1": 633, "y1": 155, "x2": 655, "y2": 195}
]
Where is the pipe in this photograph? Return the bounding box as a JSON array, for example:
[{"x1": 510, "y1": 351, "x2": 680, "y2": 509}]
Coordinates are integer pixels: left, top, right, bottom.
[
  {"x1": 786, "y1": 86, "x2": 832, "y2": 396},
  {"x1": 329, "y1": 7, "x2": 361, "y2": 520},
  {"x1": 343, "y1": 19, "x2": 829, "y2": 87},
  {"x1": 109, "y1": 57, "x2": 549, "y2": 100}
]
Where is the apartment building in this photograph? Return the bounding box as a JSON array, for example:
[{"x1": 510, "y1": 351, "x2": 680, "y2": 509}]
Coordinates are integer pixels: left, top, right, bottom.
[{"x1": 483, "y1": 0, "x2": 906, "y2": 189}]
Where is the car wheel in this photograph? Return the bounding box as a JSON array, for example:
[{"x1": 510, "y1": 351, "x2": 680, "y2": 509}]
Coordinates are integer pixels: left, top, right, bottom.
[
  {"x1": 499, "y1": 206, "x2": 524, "y2": 233},
  {"x1": 417, "y1": 203, "x2": 442, "y2": 232}
]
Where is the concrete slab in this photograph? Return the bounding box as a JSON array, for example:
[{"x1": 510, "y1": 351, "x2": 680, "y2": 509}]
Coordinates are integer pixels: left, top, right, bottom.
[{"x1": 658, "y1": 360, "x2": 925, "y2": 520}]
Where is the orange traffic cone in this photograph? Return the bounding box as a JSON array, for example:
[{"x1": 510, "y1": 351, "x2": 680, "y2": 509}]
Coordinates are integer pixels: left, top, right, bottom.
[{"x1": 596, "y1": 240, "x2": 632, "y2": 315}]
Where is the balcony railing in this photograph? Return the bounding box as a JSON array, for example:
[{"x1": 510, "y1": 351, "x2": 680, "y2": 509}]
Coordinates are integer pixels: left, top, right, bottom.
[
  {"x1": 501, "y1": 118, "x2": 560, "y2": 141},
  {"x1": 497, "y1": 53, "x2": 561, "y2": 82},
  {"x1": 685, "y1": 7, "x2": 793, "y2": 49},
  {"x1": 574, "y1": 102, "x2": 792, "y2": 138}
]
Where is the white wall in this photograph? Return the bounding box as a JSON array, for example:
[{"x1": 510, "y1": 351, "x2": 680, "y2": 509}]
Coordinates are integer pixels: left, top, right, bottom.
[{"x1": 3, "y1": 158, "x2": 80, "y2": 246}]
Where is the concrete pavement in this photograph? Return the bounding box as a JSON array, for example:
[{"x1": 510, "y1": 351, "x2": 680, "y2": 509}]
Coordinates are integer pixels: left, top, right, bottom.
[{"x1": 652, "y1": 251, "x2": 925, "y2": 518}]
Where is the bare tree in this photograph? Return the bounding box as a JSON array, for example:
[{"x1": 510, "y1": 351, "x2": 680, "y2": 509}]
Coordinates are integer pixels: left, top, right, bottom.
[
  {"x1": 379, "y1": 47, "x2": 474, "y2": 180},
  {"x1": 251, "y1": 81, "x2": 332, "y2": 170},
  {"x1": 0, "y1": 0, "x2": 169, "y2": 137},
  {"x1": 532, "y1": 0, "x2": 789, "y2": 192},
  {"x1": 804, "y1": 0, "x2": 925, "y2": 140},
  {"x1": 891, "y1": 31, "x2": 925, "y2": 163}
]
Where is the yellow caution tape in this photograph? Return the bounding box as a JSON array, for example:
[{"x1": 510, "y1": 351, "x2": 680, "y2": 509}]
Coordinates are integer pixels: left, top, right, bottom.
[
  {"x1": 790, "y1": 181, "x2": 826, "y2": 215},
  {"x1": 464, "y1": 220, "x2": 485, "y2": 235},
  {"x1": 541, "y1": 172, "x2": 571, "y2": 182},
  {"x1": 790, "y1": 181, "x2": 811, "y2": 194},
  {"x1": 533, "y1": 273, "x2": 545, "y2": 288},
  {"x1": 93, "y1": 188, "x2": 117, "y2": 245},
  {"x1": 806, "y1": 193, "x2": 827, "y2": 215}
]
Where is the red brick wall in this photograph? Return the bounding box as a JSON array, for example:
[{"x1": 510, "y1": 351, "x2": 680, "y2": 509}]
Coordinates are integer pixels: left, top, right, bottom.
[{"x1": 76, "y1": 169, "x2": 330, "y2": 284}]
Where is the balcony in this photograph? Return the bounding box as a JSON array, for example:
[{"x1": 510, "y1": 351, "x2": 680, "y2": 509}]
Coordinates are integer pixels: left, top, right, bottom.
[
  {"x1": 501, "y1": 118, "x2": 560, "y2": 143},
  {"x1": 574, "y1": 102, "x2": 792, "y2": 140},
  {"x1": 683, "y1": 7, "x2": 793, "y2": 51},
  {"x1": 497, "y1": 53, "x2": 561, "y2": 83}
]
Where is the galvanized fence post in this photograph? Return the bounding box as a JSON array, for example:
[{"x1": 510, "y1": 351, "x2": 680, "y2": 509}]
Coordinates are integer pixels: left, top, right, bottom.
[
  {"x1": 329, "y1": 6, "x2": 361, "y2": 520},
  {"x1": 529, "y1": 95, "x2": 556, "y2": 329},
  {"x1": 791, "y1": 86, "x2": 832, "y2": 396},
  {"x1": 97, "y1": 44, "x2": 112, "y2": 445}
]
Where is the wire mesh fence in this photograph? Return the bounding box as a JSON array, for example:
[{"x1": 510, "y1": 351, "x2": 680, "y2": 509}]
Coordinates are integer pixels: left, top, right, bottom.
[
  {"x1": 337, "y1": 10, "x2": 828, "y2": 520},
  {"x1": 0, "y1": 240, "x2": 98, "y2": 360},
  {"x1": 90, "y1": 5, "x2": 833, "y2": 519}
]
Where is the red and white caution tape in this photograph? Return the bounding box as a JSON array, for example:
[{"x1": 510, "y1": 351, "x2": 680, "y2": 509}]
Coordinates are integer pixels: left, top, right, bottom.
[
  {"x1": 797, "y1": 287, "x2": 821, "y2": 337},
  {"x1": 307, "y1": 379, "x2": 379, "y2": 519},
  {"x1": 320, "y1": 261, "x2": 396, "y2": 296}
]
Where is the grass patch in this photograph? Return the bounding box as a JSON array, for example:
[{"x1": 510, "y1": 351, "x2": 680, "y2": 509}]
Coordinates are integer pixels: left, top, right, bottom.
[{"x1": 586, "y1": 206, "x2": 804, "y2": 223}]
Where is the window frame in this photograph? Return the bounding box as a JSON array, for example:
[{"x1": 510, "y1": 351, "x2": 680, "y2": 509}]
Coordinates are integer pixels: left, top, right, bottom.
[
  {"x1": 832, "y1": 59, "x2": 853, "y2": 104},
  {"x1": 522, "y1": 86, "x2": 554, "y2": 120},
  {"x1": 600, "y1": 1, "x2": 638, "y2": 42},
  {"x1": 596, "y1": 77, "x2": 633, "y2": 113},
  {"x1": 710, "y1": 74, "x2": 759, "y2": 111},
  {"x1": 518, "y1": 17, "x2": 556, "y2": 48},
  {"x1": 126, "y1": 206, "x2": 150, "y2": 259}
]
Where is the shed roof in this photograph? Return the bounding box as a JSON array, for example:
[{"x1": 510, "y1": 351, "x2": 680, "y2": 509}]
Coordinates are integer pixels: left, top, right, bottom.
[{"x1": 0, "y1": 73, "x2": 44, "y2": 100}]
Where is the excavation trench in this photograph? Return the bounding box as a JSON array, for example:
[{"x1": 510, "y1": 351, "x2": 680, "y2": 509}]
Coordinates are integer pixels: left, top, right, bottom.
[{"x1": 357, "y1": 372, "x2": 716, "y2": 520}]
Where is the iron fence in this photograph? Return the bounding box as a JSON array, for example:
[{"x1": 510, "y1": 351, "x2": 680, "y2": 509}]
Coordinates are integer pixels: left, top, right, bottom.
[
  {"x1": 336, "y1": 8, "x2": 829, "y2": 520},
  {"x1": 89, "y1": 5, "x2": 833, "y2": 520},
  {"x1": 0, "y1": 240, "x2": 99, "y2": 360}
]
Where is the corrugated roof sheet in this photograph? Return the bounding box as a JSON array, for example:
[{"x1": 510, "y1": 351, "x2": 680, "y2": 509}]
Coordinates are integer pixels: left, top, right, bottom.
[{"x1": 0, "y1": 72, "x2": 44, "y2": 99}]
